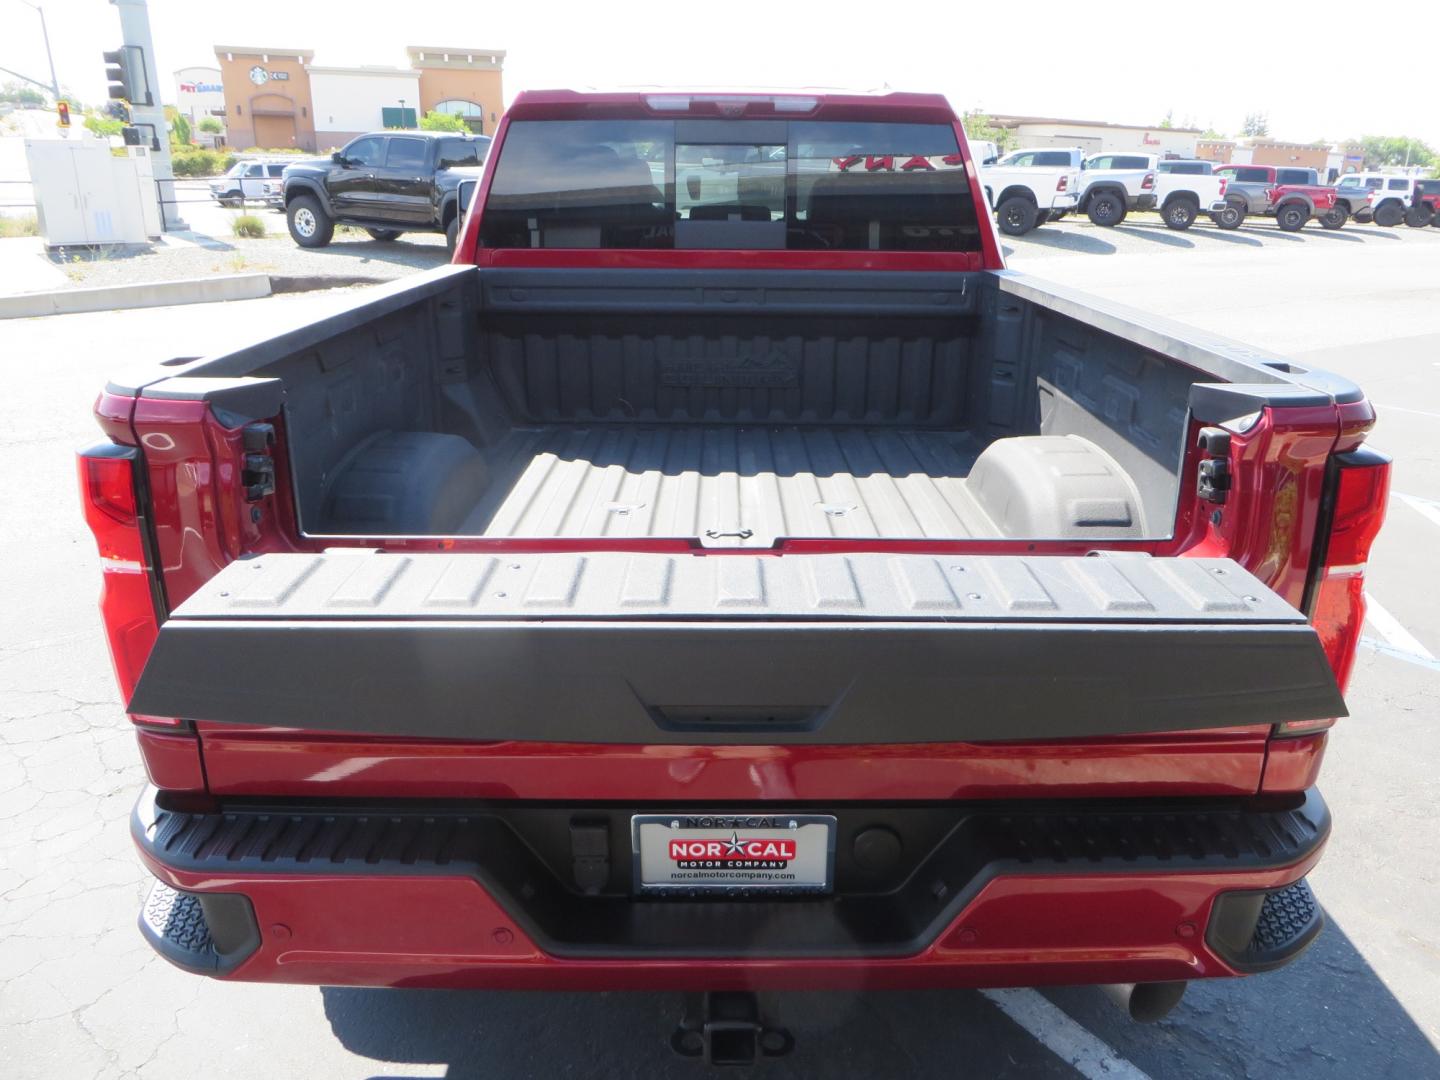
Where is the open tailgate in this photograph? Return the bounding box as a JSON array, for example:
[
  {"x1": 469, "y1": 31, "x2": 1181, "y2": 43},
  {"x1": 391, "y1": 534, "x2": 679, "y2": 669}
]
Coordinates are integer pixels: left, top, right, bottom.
[{"x1": 129, "y1": 551, "x2": 1344, "y2": 744}]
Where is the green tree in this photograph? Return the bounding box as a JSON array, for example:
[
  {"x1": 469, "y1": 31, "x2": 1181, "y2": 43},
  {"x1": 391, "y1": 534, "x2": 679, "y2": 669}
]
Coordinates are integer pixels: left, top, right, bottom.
[
  {"x1": 1356, "y1": 135, "x2": 1434, "y2": 168},
  {"x1": 1242, "y1": 113, "x2": 1269, "y2": 137},
  {"x1": 419, "y1": 109, "x2": 469, "y2": 133},
  {"x1": 198, "y1": 116, "x2": 223, "y2": 134},
  {"x1": 83, "y1": 111, "x2": 123, "y2": 138},
  {"x1": 169, "y1": 111, "x2": 192, "y2": 147},
  {"x1": 1159, "y1": 109, "x2": 1173, "y2": 129},
  {"x1": 1, "y1": 83, "x2": 46, "y2": 107},
  {"x1": 961, "y1": 110, "x2": 1012, "y2": 153}
]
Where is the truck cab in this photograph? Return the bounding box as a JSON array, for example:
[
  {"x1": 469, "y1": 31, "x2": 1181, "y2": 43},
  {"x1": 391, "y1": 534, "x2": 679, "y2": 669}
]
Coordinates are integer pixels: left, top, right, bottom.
[{"x1": 81, "y1": 90, "x2": 1389, "y2": 1045}]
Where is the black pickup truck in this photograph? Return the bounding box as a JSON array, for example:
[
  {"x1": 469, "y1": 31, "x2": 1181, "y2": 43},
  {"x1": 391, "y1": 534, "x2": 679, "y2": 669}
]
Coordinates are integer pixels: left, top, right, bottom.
[{"x1": 282, "y1": 130, "x2": 490, "y2": 252}]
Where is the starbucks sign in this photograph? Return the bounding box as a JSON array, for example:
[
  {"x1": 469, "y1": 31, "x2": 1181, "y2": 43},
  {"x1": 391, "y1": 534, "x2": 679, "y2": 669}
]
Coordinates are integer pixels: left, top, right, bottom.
[{"x1": 247, "y1": 66, "x2": 290, "y2": 85}]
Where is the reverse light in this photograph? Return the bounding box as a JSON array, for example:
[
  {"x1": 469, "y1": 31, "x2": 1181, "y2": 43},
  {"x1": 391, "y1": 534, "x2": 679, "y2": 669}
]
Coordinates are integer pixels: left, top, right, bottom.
[
  {"x1": 77, "y1": 444, "x2": 161, "y2": 706},
  {"x1": 1295, "y1": 446, "x2": 1392, "y2": 719}
]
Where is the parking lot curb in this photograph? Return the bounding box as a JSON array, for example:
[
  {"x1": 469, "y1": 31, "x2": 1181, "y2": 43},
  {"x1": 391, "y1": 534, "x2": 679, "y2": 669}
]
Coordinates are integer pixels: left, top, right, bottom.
[{"x1": 0, "y1": 273, "x2": 273, "y2": 320}]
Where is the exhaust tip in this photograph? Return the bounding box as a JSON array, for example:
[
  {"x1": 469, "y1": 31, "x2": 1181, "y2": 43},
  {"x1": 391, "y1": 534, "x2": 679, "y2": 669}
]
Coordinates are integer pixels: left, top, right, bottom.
[{"x1": 1101, "y1": 980, "x2": 1188, "y2": 1023}]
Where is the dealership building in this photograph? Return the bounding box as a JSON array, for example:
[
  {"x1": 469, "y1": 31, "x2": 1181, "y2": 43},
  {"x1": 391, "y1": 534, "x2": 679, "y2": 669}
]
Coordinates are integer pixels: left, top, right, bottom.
[
  {"x1": 986, "y1": 115, "x2": 1204, "y2": 157},
  {"x1": 213, "y1": 44, "x2": 505, "y2": 151}
]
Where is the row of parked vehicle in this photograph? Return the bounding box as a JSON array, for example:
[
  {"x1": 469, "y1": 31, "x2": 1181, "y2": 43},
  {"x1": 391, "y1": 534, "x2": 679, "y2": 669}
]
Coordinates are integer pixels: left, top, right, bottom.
[{"x1": 972, "y1": 143, "x2": 1440, "y2": 236}]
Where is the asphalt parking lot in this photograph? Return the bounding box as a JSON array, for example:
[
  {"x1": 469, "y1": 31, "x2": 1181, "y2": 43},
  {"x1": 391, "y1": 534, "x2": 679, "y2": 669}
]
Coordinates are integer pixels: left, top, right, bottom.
[{"x1": 2, "y1": 226, "x2": 1438, "y2": 1078}]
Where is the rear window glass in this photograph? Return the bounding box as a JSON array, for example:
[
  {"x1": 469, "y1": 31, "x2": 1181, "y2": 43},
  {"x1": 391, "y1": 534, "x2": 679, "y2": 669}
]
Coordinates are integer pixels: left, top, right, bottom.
[
  {"x1": 438, "y1": 139, "x2": 483, "y2": 168},
  {"x1": 1222, "y1": 167, "x2": 1272, "y2": 183},
  {"x1": 386, "y1": 138, "x2": 427, "y2": 169},
  {"x1": 479, "y1": 119, "x2": 980, "y2": 251},
  {"x1": 1109, "y1": 155, "x2": 1151, "y2": 169}
]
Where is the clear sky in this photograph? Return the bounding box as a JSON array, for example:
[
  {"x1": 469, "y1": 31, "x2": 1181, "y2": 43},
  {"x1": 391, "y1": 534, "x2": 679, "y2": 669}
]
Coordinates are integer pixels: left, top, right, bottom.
[{"x1": 3, "y1": 0, "x2": 1436, "y2": 147}]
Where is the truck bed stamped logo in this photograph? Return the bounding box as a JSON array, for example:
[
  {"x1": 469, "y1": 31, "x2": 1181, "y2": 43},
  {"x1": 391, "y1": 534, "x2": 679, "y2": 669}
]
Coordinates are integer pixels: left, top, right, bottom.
[{"x1": 659, "y1": 347, "x2": 798, "y2": 388}]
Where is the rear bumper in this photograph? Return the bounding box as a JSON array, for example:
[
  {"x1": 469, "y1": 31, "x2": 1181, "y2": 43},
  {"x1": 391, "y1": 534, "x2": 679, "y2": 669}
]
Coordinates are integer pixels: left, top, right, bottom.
[
  {"x1": 132, "y1": 785, "x2": 1330, "y2": 990},
  {"x1": 1048, "y1": 193, "x2": 1079, "y2": 210},
  {"x1": 1130, "y1": 194, "x2": 1157, "y2": 211}
]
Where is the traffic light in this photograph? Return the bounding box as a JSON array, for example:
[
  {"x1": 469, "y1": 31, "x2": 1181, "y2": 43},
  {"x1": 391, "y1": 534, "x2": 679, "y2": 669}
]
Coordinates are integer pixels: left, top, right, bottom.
[
  {"x1": 56, "y1": 101, "x2": 70, "y2": 127},
  {"x1": 102, "y1": 45, "x2": 151, "y2": 106}
]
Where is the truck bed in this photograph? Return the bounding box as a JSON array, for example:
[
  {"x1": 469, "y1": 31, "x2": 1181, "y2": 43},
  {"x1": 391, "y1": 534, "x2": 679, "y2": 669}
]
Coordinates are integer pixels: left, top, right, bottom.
[
  {"x1": 124, "y1": 265, "x2": 1356, "y2": 548},
  {"x1": 458, "y1": 425, "x2": 987, "y2": 540}
]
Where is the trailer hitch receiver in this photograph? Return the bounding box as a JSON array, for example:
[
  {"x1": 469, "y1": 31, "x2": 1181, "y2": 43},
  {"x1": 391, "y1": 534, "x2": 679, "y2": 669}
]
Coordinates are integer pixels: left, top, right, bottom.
[{"x1": 670, "y1": 991, "x2": 793, "y2": 1066}]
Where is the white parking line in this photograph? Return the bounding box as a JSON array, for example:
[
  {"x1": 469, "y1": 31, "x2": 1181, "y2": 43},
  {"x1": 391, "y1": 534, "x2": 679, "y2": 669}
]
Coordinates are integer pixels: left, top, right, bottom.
[
  {"x1": 1376, "y1": 404, "x2": 1440, "y2": 421},
  {"x1": 982, "y1": 989, "x2": 1152, "y2": 1080},
  {"x1": 1395, "y1": 492, "x2": 1440, "y2": 532},
  {"x1": 1361, "y1": 636, "x2": 1440, "y2": 673},
  {"x1": 1364, "y1": 592, "x2": 1436, "y2": 661}
]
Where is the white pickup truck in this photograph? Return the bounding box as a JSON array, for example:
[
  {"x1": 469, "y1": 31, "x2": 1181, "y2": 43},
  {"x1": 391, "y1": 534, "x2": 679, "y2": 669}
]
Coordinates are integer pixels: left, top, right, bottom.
[
  {"x1": 978, "y1": 148, "x2": 1081, "y2": 236},
  {"x1": 1151, "y1": 159, "x2": 1232, "y2": 230}
]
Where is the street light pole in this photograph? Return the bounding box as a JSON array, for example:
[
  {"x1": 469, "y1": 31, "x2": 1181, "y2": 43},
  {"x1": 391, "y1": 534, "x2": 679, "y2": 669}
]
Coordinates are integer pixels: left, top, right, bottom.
[{"x1": 10, "y1": 0, "x2": 60, "y2": 101}]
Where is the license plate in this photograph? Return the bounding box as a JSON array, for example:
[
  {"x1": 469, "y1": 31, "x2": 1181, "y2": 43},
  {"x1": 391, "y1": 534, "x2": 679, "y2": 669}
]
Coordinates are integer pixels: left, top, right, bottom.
[{"x1": 632, "y1": 813, "x2": 836, "y2": 895}]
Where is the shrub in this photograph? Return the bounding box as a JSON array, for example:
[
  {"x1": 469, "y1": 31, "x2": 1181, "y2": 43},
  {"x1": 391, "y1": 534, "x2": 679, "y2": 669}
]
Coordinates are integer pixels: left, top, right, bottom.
[
  {"x1": 419, "y1": 110, "x2": 470, "y2": 133},
  {"x1": 231, "y1": 214, "x2": 266, "y2": 239},
  {"x1": 240, "y1": 145, "x2": 308, "y2": 154},
  {"x1": 170, "y1": 149, "x2": 235, "y2": 176},
  {"x1": 198, "y1": 116, "x2": 223, "y2": 134},
  {"x1": 0, "y1": 213, "x2": 39, "y2": 238},
  {"x1": 84, "y1": 112, "x2": 123, "y2": 139}
]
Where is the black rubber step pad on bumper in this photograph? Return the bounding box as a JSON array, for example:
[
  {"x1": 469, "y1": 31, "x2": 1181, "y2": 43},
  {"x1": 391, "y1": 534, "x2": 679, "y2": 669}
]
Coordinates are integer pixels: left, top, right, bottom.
[
  {"x1": 1207, "y1": 878, "x2": 1324, "y2": 973},
  {"x1": 139, "y1": 880, "x2": 261, "y2": 975}
]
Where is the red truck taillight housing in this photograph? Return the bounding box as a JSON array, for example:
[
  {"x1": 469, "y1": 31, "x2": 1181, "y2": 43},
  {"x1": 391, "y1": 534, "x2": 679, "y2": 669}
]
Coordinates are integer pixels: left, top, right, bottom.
[
  {"x1": 1295, "y1": 448, "x2": 1392, "y2": 725},
  {"x1": 1217, "y1": 178, "x2": 1227, "y2": 196},
  {"x1": 1141, "y1": 172, "x2": 1154, "y2": 190},
  {"x1": 77, "y1": 444, "x2": 164, "y2": 711},
  {"x1": 1055, "y1": 175, "x2": 1068, "y2": 192}
]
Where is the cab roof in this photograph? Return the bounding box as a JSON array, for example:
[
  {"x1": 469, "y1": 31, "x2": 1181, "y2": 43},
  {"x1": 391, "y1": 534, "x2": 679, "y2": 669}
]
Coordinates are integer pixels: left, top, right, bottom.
[{"x1": 504, "y1": 89, "x2": 960, "y2": 125}]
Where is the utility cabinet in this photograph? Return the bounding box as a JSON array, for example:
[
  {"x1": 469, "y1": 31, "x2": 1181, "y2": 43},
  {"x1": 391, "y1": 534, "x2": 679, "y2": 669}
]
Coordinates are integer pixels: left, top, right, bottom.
[{"x1": 25, "y1": 139, "x2": 160, "y2": 246}]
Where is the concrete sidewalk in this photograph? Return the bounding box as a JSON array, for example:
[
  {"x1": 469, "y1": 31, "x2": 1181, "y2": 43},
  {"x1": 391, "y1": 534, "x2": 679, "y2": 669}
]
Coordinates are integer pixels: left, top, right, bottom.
[{"x1": 0, "y1": 236, "x2": 68, "y2": 295}]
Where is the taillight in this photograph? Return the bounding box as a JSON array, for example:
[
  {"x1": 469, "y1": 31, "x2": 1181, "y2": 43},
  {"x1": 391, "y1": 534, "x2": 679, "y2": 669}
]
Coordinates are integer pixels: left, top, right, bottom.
[
  {"x1": 78, "y1": 444, "x2": 162, "y2": 709},
  {"x1": 1218, "y1": 178, "x2": 1227, "y2": 196},
  {"x1": 1141, "y1": 172, "x2": 1154, "y2": 190},
  {"x1": 1293, "y1": 447, "x2": 1392, "y2": 723},
  {"x1": 1266, "y1": 186, "x2": 1279, "y2": 203},
  {"x1": 1056, "y1": 175, "x2": 1068, "y2": 192}
]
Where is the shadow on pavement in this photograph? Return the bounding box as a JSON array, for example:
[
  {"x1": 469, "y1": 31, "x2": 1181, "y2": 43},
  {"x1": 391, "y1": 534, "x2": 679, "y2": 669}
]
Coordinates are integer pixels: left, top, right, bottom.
[
  {"x1": 1242, "y1": 225, "x2": 1304, "y2": 242},
  {"x1": 1111, "y1": 223, "x2": 1195, "y2": 249},
  {"x1": 1014, "y1": 228, "x2": 1117, "y2": 255},
  {"x1": 322, "y1": 985, "x2": 1073, "y2": 1080},
  {"x1": 319, "y1": 918, "x2": 1438, "y2": 1079},
  {"x1": 1345, "y1": 225, "x2": 1405, "y2": 240},
  {"x1": 1301, "y1": 228, "x2": 1366, "y2": 243},
  {"x1": 1184, "y1": 227, "x2": 1264, "y2": 247}
]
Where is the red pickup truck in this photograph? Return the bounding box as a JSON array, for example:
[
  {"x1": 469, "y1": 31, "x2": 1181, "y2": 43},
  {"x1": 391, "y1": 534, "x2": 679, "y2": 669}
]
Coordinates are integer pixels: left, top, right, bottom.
[{"x1": 82, "y1": 89, "x2": 1389, "y2": 1061}]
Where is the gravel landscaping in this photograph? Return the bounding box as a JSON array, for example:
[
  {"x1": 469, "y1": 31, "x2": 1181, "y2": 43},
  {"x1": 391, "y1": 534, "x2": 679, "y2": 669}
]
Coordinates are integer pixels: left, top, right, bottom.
[{"x1": 42, "y1": 231, "x2": 452, "y2": 291}]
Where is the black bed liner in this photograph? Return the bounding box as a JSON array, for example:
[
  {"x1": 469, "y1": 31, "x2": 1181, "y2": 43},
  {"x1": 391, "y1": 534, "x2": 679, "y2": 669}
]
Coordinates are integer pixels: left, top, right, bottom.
[{"x1": 128, "y1": 550, "x2": 1345, "y2": 744}]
